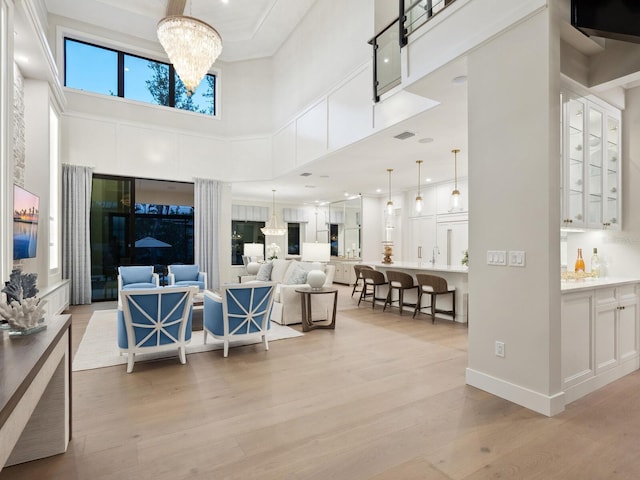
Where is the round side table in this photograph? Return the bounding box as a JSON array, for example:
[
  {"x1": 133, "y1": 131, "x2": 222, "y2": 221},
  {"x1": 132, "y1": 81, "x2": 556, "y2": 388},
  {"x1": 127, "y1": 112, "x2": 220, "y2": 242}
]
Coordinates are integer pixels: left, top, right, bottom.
[{"x1": 294, "y1": 286, "x2": 338, "y2": 332}]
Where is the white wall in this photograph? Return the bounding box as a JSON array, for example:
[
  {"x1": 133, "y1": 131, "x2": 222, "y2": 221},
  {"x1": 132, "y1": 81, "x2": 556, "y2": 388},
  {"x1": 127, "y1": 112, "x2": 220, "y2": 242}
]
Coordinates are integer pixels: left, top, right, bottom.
[
  {"x1": 466, "y1": 8, "x2": 563, "y2": 416},
  {"x1": 270, "y1": 0, "x2": 373, "y2": 129}
]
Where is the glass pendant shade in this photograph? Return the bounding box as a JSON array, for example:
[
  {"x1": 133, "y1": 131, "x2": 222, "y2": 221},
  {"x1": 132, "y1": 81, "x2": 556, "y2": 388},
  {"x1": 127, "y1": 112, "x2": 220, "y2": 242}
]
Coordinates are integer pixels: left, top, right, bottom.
[
  {"x1": 415, "y1": 160, "x2": 423, "y2": 213},
  {"x1": 261, "y1": 190, "x2": 286, "y2": 236},
  {"x1": 386, "y1": 168, "x2": 394, "y2": 215},
  {"x1": 450, "y1": 149, "x2": 463, "y2": 212},
  {"x1": 157, "y1": 15, "x2": 222, "y2": 95}
]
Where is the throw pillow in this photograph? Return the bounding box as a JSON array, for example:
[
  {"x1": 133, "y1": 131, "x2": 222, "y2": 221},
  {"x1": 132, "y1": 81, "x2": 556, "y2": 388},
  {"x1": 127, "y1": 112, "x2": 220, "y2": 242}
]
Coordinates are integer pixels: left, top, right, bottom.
[
  {"x1": 284, "y1": 264, "x2": 308, "y2": 285},
  {"x1": 256, "y1": 262, "x2": 273, "y2": 282}
]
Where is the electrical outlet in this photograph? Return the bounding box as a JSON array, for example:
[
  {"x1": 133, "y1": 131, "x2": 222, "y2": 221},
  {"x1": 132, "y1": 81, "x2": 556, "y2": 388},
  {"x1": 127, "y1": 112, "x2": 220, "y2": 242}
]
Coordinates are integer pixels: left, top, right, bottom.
[{"x1": 495, "y1": 341, "x2": 505, "y2": 358}]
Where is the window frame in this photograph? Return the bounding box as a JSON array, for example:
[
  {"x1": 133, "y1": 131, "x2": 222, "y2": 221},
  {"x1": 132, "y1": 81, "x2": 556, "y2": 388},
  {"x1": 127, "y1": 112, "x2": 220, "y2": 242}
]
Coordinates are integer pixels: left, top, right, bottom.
[{"x1": 63, "y1": 36, "x2": 217, "y2": 117}]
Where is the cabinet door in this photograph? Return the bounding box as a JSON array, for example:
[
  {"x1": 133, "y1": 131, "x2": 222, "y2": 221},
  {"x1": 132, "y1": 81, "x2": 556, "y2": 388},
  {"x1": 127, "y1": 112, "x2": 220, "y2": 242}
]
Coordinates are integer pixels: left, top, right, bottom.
[
  {"x1": 436, "y1": 221, "x2": 468, "y2": 267},
  {"x1": 411, "y1": 216, "x2": 437, "y2": 263},
  {"x1": 617, "y1": 286, "x2": 638, "y2": 362},
  {"x1": 563, "y1": 96, "x2": 586, "y2": 228},
  {"x1": 595, "y1": 299, "x2": 619, "y2": 374},
  {"x1": 586, "y1": 106, "x2": 603, "y2": 229},
  {"x1": 561, "y1": 291, "x2": 594, "y2": 389},
  {"x1": 605, "y1": 116, "x2": 621, "y2": 230}
]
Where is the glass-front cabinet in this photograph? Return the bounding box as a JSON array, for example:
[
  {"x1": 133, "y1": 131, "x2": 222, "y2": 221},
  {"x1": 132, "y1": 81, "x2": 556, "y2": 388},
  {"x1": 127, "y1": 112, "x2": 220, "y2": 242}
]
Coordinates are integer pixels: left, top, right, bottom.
[{"x1": 561, "y1": 90, "x2": 621, "y2": 231}]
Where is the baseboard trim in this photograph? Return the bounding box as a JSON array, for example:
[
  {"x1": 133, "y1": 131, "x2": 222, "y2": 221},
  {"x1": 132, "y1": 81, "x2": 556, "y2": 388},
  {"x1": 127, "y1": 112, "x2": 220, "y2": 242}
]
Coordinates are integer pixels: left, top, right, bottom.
[
  {"x1": 466, "y1": 368, "x2": 565, "y2": 417},
  {"x1": 564, "y1": 356, "x2": 640, "y2": 404}
]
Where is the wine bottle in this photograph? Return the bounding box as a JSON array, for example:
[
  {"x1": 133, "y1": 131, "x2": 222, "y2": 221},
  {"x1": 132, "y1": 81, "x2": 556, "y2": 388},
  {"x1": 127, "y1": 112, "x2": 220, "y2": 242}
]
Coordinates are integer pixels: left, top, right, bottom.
[
  {"x1": 591, "y1": 248, "x2": 600, "y2": 278},
  {"x1": 575, "y1": 248, "x2": 585, "y2": 272}
]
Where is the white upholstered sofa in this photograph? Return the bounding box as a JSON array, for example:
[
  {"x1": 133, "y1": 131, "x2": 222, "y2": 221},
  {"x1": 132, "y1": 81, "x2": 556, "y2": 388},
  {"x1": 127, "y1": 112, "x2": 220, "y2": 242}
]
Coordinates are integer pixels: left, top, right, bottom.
[{"x1": 241, "y1": 258, "x2": 335, "y2": 326}]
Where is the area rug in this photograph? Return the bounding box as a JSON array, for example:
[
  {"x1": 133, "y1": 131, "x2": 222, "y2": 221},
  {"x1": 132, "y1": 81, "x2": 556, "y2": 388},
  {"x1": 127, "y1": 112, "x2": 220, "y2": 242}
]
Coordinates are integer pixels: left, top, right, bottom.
[{"x1": 72, "y1": 309, "x2": 304, "y2": 371}]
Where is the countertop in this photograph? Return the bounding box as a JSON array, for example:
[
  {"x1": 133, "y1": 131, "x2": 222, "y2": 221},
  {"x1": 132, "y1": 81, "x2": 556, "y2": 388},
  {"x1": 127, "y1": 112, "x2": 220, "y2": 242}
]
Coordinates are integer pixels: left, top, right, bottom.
[
  {"x1": 561, "y1": 277, "x2": 640, "y2": 293},
  {"x1": 363, "y1": 261, "x2": 469, "y2": 274}
]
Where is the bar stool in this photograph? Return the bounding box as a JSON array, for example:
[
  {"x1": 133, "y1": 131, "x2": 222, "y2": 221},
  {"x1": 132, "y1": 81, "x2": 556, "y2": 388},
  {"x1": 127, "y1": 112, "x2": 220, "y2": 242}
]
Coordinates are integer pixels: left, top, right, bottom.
[
  {"x1": 413, "y1": 273, "x2": 456, "y2": 323},
  {"x1": 358, "y1": 269, "x2": 388, "y2": 309},
  {"x1": 351, "y1": 264, "x2": 374, "y2": 297},
  {"x1": 383, "y1": 270, "x2": 418, "y2": 316}
]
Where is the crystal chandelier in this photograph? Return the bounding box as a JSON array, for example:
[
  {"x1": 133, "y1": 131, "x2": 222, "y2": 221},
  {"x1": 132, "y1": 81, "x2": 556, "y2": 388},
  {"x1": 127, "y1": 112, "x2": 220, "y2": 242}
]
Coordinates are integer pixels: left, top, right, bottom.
[
  {"x1": 157, "y1": 14, "x2": 222, "y2": 96},
  {"x1": 261, "y1": 190, "x2": 287, "y2": 236}
]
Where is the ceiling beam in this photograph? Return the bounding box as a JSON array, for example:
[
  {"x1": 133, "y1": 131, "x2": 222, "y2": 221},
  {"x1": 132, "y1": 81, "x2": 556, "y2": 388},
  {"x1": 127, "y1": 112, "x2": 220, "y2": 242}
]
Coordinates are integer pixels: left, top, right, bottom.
[{"x1": 166, "y1": 0, "x2": 186, "y2": 16}]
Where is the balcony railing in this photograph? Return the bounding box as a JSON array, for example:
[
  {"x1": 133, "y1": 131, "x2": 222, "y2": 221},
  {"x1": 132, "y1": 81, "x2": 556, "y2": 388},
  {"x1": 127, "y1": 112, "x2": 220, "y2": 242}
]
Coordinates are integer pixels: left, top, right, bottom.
[{"x1": 369, "y1": 0, "x2": 457, "y2": 102}]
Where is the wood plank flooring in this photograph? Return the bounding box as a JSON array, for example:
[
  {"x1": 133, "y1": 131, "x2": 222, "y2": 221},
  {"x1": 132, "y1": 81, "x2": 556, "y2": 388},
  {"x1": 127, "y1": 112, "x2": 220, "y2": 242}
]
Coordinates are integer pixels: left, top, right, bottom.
[{"x1": 2, "y1": 285, "x2": 640, "y2": 479}]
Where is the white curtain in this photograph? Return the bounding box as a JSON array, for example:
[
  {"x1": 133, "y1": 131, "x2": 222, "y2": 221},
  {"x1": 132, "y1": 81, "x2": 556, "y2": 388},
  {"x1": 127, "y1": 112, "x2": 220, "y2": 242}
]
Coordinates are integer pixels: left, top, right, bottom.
[
  {"x1": 194, "y1": 178, "x2": 221, "y2": 291},
  {"x1": 62, "y1": 164, "x2": 93, "y2": 304}
]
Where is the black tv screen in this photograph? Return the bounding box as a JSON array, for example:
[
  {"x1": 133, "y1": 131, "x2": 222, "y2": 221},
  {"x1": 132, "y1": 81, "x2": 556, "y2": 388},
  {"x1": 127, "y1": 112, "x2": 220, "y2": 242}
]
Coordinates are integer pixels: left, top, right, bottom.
[
  {"x1": 572, "y1": 0, "x2": 640, "y2": 44},
  {"x1": 13, "y1": 185, "x2": 40, "y2": 260}
]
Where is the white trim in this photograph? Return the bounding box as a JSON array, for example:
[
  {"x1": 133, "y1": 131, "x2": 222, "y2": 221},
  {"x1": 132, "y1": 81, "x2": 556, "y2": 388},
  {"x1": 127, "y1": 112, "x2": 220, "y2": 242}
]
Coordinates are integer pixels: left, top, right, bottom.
[
  {"x1": 466, "y1": 367, "x2": 566, "y2": 417},
  {"x1": 563, "y1": 356, "x2": 640, "y2": 405}
]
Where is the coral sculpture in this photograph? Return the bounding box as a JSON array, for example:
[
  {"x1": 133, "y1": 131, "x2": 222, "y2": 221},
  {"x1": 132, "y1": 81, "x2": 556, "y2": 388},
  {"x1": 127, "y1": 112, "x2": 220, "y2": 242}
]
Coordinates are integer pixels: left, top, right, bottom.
[{"x1": 1, "y1": 268, "x2": 46, "y2": 330}]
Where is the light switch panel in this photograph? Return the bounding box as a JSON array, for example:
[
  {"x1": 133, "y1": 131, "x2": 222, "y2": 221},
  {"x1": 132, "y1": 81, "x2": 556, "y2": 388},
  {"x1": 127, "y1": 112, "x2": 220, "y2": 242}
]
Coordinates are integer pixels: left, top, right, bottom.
[
  {"x1": 509, "y1": 251, "x2": 526, "y2": 267},
  {"x1": 487, "y1": 250, "x2": 507, "y2": 266}
]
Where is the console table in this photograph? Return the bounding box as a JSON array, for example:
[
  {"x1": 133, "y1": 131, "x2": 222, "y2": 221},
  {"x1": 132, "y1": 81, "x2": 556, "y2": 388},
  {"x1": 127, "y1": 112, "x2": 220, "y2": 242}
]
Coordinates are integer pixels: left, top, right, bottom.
[{"x1": 0, "y1": 314, "x2": 72, "y2": 472}]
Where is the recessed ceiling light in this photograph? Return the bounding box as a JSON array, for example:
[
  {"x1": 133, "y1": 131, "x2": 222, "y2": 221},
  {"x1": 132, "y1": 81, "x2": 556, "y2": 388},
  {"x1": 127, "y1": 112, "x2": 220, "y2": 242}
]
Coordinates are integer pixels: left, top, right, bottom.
[
  {"x1": 344, "y1": 192, "x2": 349, "y2": 197},
  {"x1": 452, "y1": 75, "x2": 467, "y2": 85},
  {"x1": 418, "y1": 137, "x2": 434, "y2": 144},
  {"x1": 425, "y1": 178, "x2": 432, "y2": 182},
  {"x1": 376, "y1": 188, "x2": 382, "y2": 193},
  {"x1": 383, "y1": 58, "x2": 389, "y2": 63}
]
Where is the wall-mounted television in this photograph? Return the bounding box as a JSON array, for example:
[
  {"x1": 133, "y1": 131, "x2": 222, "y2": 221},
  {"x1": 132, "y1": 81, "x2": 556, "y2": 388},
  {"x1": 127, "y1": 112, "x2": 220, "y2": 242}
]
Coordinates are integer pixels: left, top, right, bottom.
[
  {"x1": 572, "y1": 0, "x2": 640, "y2": 44},
  {"x1": 13, "y1": 185, "x2": 40, "y2": 260}
]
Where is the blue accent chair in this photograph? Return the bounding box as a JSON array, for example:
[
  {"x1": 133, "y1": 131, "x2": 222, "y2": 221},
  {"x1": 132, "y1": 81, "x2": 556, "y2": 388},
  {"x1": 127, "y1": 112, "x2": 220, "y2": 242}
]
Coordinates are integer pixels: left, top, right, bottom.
[
  {"x1": 117, "y1": 286, "x2": 195, "y2": 373},
  {"x1": 167, "y1": 264, "x2": 207, "y2": 291},
  {"x1": 203, "y1": 282, "x2": 276, "y2": 357},
  {"x1": 118, "y1": 265, "x2": 160, "y2": 291}
]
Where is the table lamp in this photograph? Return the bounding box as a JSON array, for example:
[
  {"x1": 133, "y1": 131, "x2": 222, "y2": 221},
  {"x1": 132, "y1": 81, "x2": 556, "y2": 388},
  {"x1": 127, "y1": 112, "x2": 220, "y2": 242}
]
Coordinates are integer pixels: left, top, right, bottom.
[
  {"x1": 244, "y1": 243, "x2": 264, "y2": 275},
  {"x1": 302, "y1": 242, "x2": 331, "y2": 289}
]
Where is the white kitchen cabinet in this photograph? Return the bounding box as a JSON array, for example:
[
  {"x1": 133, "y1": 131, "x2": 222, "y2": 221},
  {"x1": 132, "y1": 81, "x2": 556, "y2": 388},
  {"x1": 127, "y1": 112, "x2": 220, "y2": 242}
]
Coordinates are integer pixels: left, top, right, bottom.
[
  {"x1": 561, "y1": 90, "x2": 621, "y2": 230},
  {"x1": 436, "y1": 220, "x2": 468, "y2": 267},
  {"x1": 561, "y1": 290, "x2": 594, "y2": 389},
  {"x1": 331, "y1": 260, "x2": 358, "y2": 285},
  {"x1": 561, "y1": 281, "x2": 639, "y2": 403},
  {"x1": 595, "y1": 285, "x2": 638, "y2": 373},
  {"x1": 410, "y1": 216, "x2": 437, "y2": 263}
]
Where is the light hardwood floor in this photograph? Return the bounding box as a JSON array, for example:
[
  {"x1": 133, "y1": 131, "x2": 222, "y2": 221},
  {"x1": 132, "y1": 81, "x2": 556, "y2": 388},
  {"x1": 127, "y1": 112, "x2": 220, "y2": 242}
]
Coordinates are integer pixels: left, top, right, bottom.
[{"x1": 2, "y1": 285, "x2": 640, "y2": 479}]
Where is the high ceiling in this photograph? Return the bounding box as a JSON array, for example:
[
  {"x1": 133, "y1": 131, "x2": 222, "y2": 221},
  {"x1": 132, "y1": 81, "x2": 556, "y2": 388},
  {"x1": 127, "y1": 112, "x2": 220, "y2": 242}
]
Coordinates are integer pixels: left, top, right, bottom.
[
  {"x1": 13, "y1": 0, "x2": 469, "y2": 204},
  {"x1": 44, "y1": 0, "x2": 318, "y2": 62}
]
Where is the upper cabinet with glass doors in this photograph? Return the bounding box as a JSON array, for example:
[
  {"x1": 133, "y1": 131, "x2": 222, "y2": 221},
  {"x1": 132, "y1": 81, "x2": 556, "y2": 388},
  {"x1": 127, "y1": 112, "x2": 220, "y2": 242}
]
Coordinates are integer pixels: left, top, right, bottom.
[{"x1": 561, "y1": 90, "x2": 621, "y2": 230}]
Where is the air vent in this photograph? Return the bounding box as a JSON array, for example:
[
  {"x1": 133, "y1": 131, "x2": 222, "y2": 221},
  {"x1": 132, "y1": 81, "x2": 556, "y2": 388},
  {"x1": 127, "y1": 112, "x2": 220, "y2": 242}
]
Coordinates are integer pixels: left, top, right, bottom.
[
  {"x1": 394, "y1": 131, "x2": 415, "y2": 140},
  {"x1": 300, "y1": 172, "x2": 312, "y2": 177},
  {"x1": 304, "y1": 185, "x2": 316, "y2": 188}
]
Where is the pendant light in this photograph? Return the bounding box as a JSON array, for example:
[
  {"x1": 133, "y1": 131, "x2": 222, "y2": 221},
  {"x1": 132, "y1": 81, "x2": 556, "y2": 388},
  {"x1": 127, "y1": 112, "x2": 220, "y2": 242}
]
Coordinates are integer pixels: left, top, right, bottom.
[
  {"x1": 386, "y1": 168, "x2": 394, "y2": 215},
  {"x1": 450, "y1": 149, "x2": 462, "y2": 212},
  {"x1": 415, "y1": 160, "x2": 423, "y2": 213},
  {"x1": 260, "y1": 190, "x2": 287, "y2": 236}
]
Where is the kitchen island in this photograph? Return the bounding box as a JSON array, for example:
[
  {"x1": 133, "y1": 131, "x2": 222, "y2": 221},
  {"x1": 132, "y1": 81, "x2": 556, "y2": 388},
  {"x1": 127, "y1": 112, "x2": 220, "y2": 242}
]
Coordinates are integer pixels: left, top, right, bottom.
[{"x1": 364, "y1": 261, "x2": 469, "y2": 323}]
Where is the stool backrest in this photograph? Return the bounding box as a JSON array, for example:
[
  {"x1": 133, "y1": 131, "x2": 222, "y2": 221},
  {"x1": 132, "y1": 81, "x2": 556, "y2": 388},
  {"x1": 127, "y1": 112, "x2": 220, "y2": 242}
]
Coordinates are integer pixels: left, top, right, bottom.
[
  {"x1": 386, "y1": 270, "x2": 415, "y2": 288},
  {"x1": 361, "y1": 268, "x2": 386, "y2": 285},
  {"x1": 416, "y1": 273, "x2": 448, "y2": 293},
  {"x1": 354, "y1": 264, "x2": 374, "y2": 278}
]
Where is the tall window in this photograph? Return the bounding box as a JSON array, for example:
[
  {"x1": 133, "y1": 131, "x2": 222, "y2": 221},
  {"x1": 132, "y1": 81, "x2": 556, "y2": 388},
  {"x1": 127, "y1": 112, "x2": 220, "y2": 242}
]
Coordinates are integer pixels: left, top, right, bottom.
[
  {"x1": 287, "y1": 223, "x2": 300, "y2": 255},
  {"x1": 64, "y1": 38, "x2": 217, "y2": 116}
]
